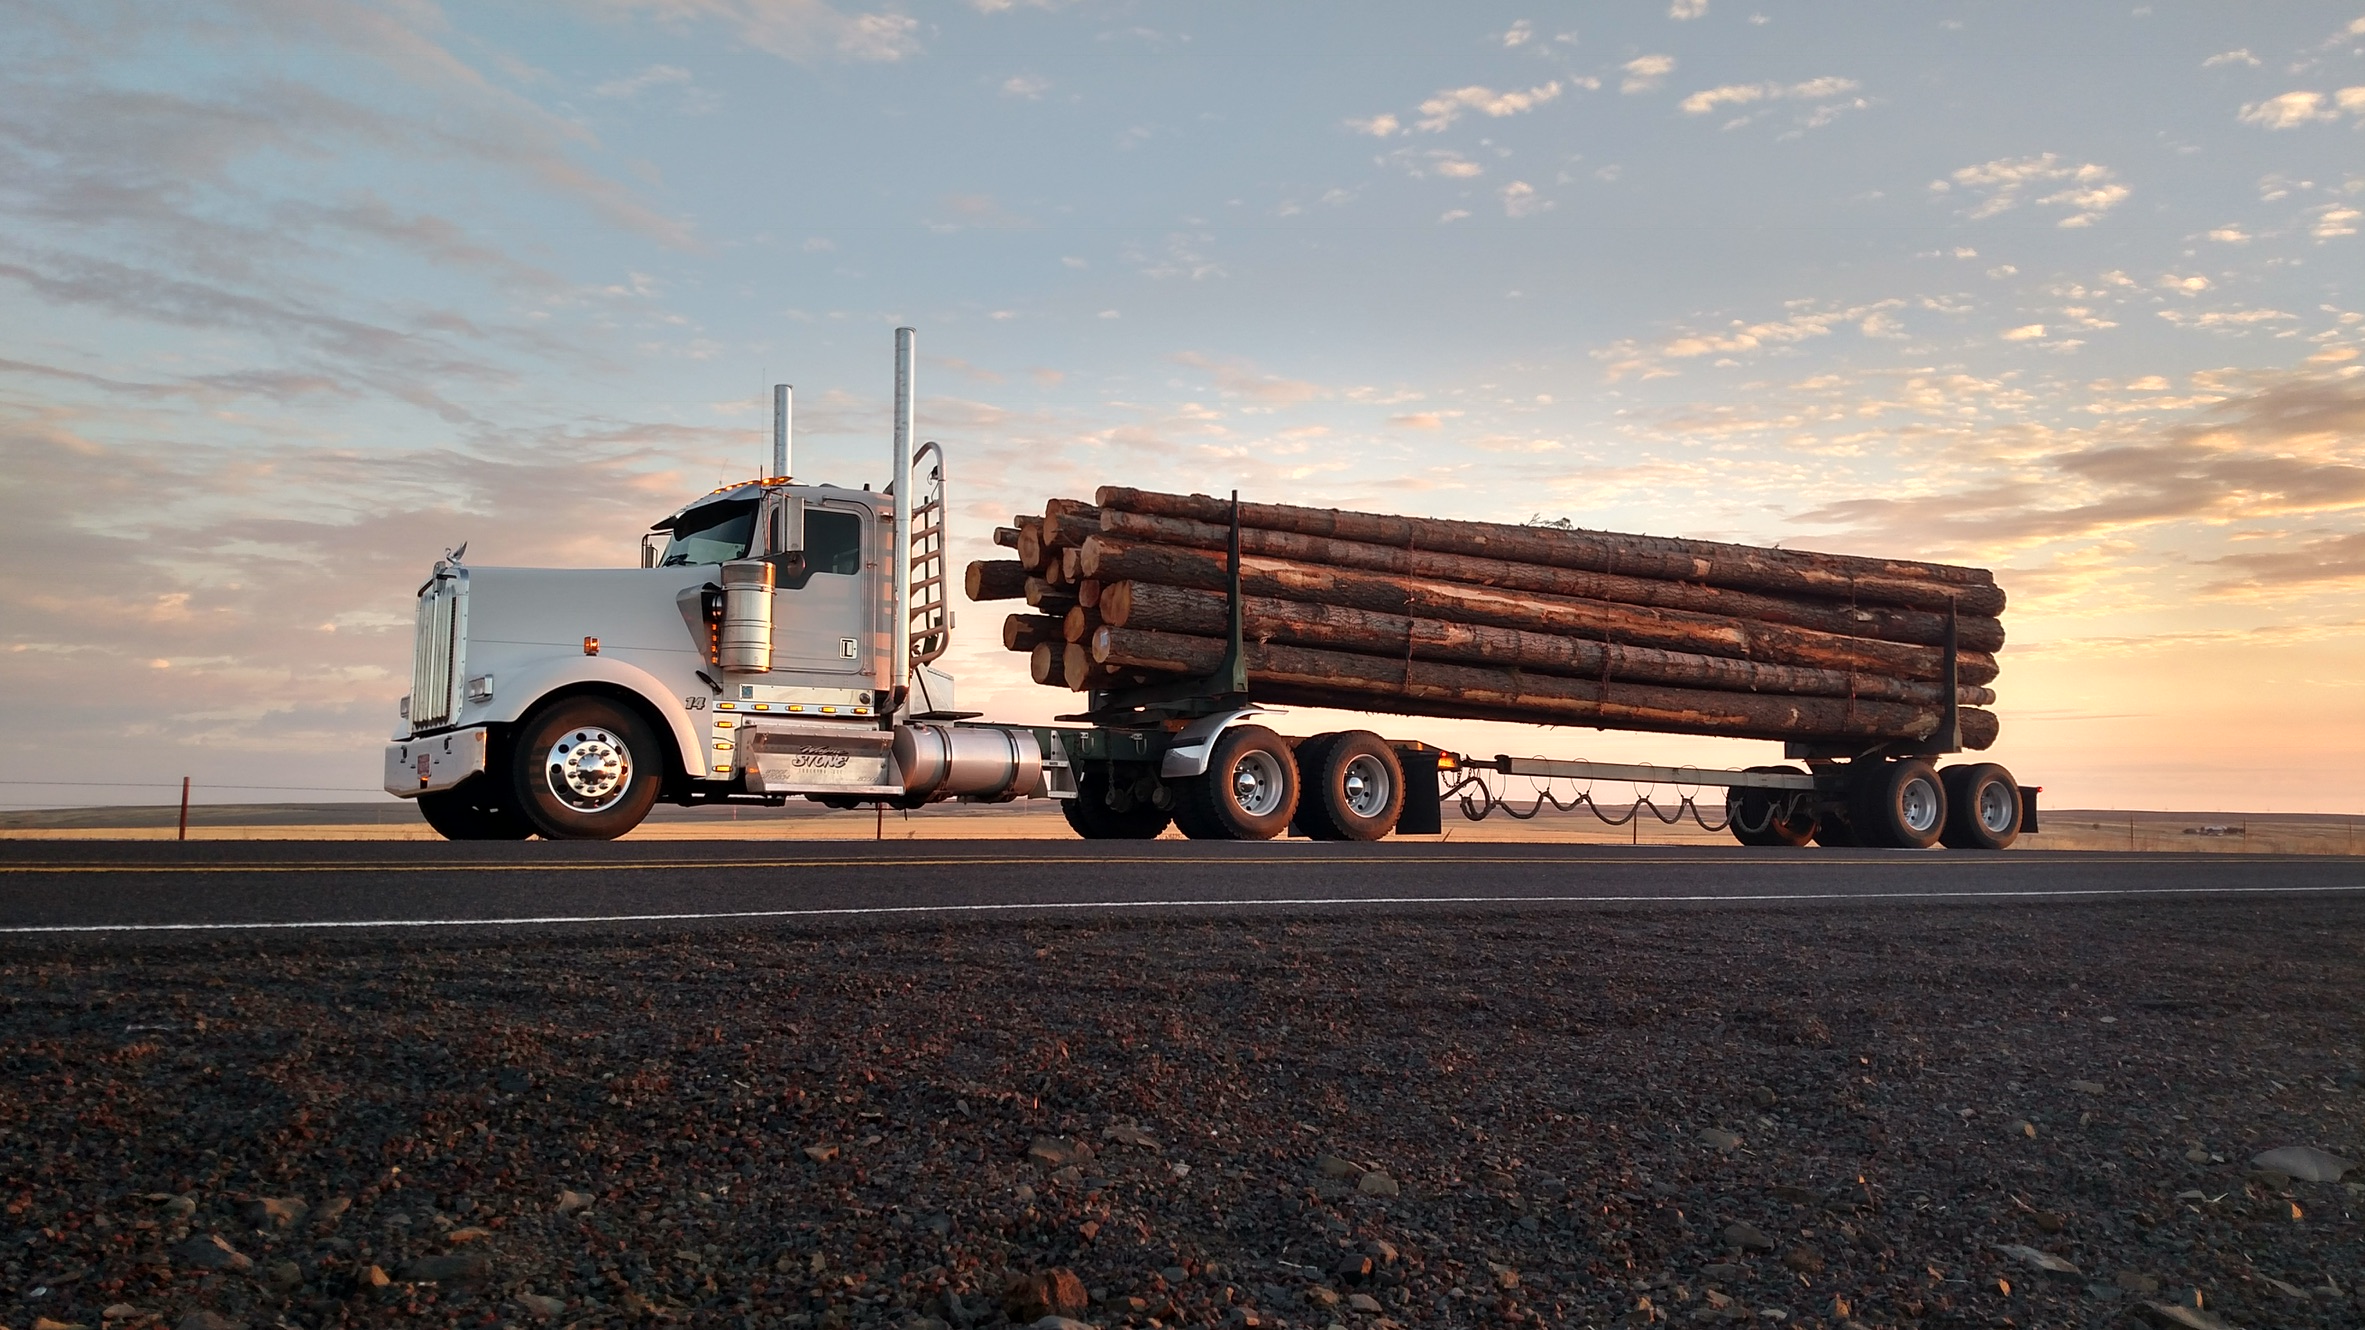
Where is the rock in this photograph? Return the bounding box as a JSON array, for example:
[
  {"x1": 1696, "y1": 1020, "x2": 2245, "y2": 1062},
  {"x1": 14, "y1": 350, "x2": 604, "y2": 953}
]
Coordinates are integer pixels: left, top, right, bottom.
[
  {"x1": 1781, "y1": 1246, "x2": 1824, "y2": 1275},
  {"x1": 1698, "y1": 1128, "x2": 1742, "y2": 1151},
  {"x1": 445, "y1": 1225, "x2": 491, "y2": 1244},
  {"x1": 1160, "y1": 1266, "x2": 1189, "y2": 1284},
  {"x1": 241, "y1": 1197, "x2": 307, "y2": 1228},
  {"x1": 399, "y1": 1252, "x2": 492, "y2": 1284},
  {"x1": 1993, "y1": 1244, "x2": 2081, "y2": 1280},
  {"x1": 1723, "y1": 1221, "x2": 1774, "y2": 1252},
  {"x1": 555, "y1": 1189, "x2": 594, "y2": 1214},
  {"x1": 1348, "y1": 1293, "x2": 1383, "y2": 1312},
  {"x1": 262, "y1": 1259, "x2": 301, "y2": 1290},
  {"x1": 2144, "y1": 1305, "x2": 2235, "y2": 1330},
  {"x1": 494, "y1": 1068, "x2": 532, "y2": 1094},
  {"x1": 2185, "y1": 1148, "x2": 2211, "y2": 1163},
  {"x1": 172, "y1": 1234, "x2": 253, "y2": 1273},
  {"x1": 2068, "y1": 1080, "x2": 2105, "y2": 1094},
  {"x1": 1305, "y1": 1287, "x2": 1340, "y2": 1308},
  {"x1": 1031, "y1": 1319, "x2": 1097, "y2": 1330},
  {"x1": 101, "y1": 1307, "x2": 137, "y2": 1321},
  {"x1": 1365, "y1": 1239, "x2": 1398, "y2": 1265},
  {"x1": 2029, "y1": 1209, "x2": 2065, "y2": 1233},
  {"x1": 2251, "y1": 1145, "x2": 2353, "y2": 1182},
  {"x1": 1701, "y1": 1263, "x2": 1742, "y2": 1280},
  {"x1": 1102, "y1": 1124, "x2": 1158, "y2": 1149},
  {"x1": 2008, "y1": 1119, "x2": 2038, "y2": 1138},
  {"x1": 515, "y1": 1293, "x2": 566, "y2": 1320},
  {"x1": 1357, "y1": 1170, "x2": 1400, "y2": 1197},
  {"x1": 1050, "y1": 1165, "x2": 1084, "y2": 1187},
  {"x1": 1316, "y1": 1153, "x2": 1362, "y2": 1178},
  {"x1": 1751, "y1": 1087, "x2": 1777, "y2": 1108},
  {"x1": 158, "y1": 1195, "x2": 196, "y2": 1220},
  {"x1": 313, "y1": 1196, "x2": 352, "y2": 1225},
  {"x1": 356, "y1": 1266, "x2": 390, "y2": 1290},
  {"x1": 1004, "y1": 1268, "x2": 1090, "y2": 1323},
  {"x1": 1027, "y1": 1137, "x2": 1093, "y2": 1169},
  {"x1": 175, "y1": 1315, "x2": 242, "y2": 1330},
  {"x1": 2117, "y1": 1271, "x2": 2161, "y2": 1294},
  {"x1": 33, "y1": 1318, "x2": 87, "y2": 1330},
  {"x1": 1336, "y1": 1255, "x2": 1373, "y2": 1283},
  {"x1": 804, "y1": 1142, "x2": 841, "y2": 1163},
  {"x1": 1014, "y1": 1183, "x2": 1037, "y2": 1204}
]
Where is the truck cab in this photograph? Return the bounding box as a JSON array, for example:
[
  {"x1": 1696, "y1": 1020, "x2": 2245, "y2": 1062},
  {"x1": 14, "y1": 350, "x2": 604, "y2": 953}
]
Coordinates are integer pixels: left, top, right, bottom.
[{"x1": 385, "y1": 330, "x2": 1065, "y2": 840}]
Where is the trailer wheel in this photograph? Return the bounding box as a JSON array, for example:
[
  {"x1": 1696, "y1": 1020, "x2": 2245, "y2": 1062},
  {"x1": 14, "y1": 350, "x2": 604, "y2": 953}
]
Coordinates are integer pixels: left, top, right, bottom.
[
  {"x1": 1811, "y1": 815, "x2": 1860, "y2": 848},
  {"x1": 416, "y1": 776, "x2": 535, "y2": 841},
  {"x1": 1939, "y1": 763, "x2": 2021, "y2": 850},
  {"x1": 1286, "y1": 733, "x2": 1340, "y2": 837},
  {"x1": 1169, "y1": 724, "x2": 1298, "y2": 840},
  {"x1": 1295, "y1": 731, "x2": 1403, "y2": 841},
  {"x1": 507, "y1": 696, "x2": 662, "y2": 841},
  {"x1": 1727, "y1": 765, "x2": 1815, "y2": 847},
  {"x1": 1850, "y1": 757, "x2": 1946, "y2": 849},
  {"x1": 1061, "y1": 768, "x2": 1173, "y2": 840}
]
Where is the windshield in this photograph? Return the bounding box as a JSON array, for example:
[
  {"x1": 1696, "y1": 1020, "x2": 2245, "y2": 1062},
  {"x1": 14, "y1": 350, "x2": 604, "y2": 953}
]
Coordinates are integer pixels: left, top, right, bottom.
[{"x1": 657, "y1": 500, "x2": 757, "y2": 566}]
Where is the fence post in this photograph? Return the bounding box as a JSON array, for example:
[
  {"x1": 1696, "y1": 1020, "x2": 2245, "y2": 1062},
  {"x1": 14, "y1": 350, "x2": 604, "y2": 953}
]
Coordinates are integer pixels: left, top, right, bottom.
[{"x1": 177, "y1": 777, "x2": 190, "y2": 842}]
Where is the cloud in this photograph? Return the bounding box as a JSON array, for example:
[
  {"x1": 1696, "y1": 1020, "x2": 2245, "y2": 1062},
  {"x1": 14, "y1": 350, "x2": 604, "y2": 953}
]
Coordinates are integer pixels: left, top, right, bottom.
[
  {"x1": 1939, "y1": 154, "x2": 2130, "y2": 227},
  {"x1": 593, "y1": 63, "x2": 692, "y2": 98},
  {"x1": 2206, "y1": 530, "x2": 2365, "y2": 594},
  {"x1": 1000, "y1": 73, "x2": 1049, "y2": 99},
  {"x1": 1413, "y1": 82, "x2": 1563, "y2": 132},
  {"x1": 1669, "y1": 0, "x2": 1708, "y2": 17},
  {"x1": 591, "y1": 0, "x2": 922, "y2": 63},
  {"x1": 1500, "y1": 180, "x2": 1546, "y2": 217},
  {"x1": 2207, "y1": 224, "x2": 2251, "y2": 244},
  {"x1": 2238, "y1": 88, "x2": 2365, "y2": 128},
  {"x1": 2002, "y1": 324, "x2": 2046, "y2": 341},
  {"x1": 2155, "y1": 307, "x2": 2295, "y2": 329},
  {"x1": 1345, "y1": 112, "x2": 1400, "y2": 137},
  {"x1": 2314, "y1": 205, "x2": 2362, "y2": 239},
  {"x1": 1621, "y1": 55, "x2": 1675, "y2": 93},
  {"x1": 1677, "y1": 76, "x2": 1860, "y2": 116},
  {"x1": 926, "y1": 193, "x2": 1029, "y2": 231},
  {"x1": 1595, "y1": 299, "x2": 1906, "y2": 379},
  {"x1": 1502, "y1": 19, "x2": 1532, "y2": 47},
  {"x1": 1172, "y1": 352, "x2": 1324, "y2": 406},
  {"x1": 2202, "y1": 49, "x2": 2259, "y2": 68}
]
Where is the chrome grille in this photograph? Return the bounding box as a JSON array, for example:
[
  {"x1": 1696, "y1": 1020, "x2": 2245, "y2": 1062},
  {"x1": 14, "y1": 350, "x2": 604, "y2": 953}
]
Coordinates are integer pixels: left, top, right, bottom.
[{"x1": 409, "y1": 575, "x2": 462, "y2": 731}]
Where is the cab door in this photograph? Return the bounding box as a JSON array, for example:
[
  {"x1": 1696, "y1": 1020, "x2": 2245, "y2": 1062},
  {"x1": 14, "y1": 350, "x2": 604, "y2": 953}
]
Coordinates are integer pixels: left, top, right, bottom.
[{"x1": 767, "y1": 502, "x2": 874, "y2": 681}]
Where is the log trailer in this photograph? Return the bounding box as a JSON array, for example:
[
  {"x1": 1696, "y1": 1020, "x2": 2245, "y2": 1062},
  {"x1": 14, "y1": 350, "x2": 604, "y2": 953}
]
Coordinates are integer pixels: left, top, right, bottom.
[{"x1": 384, "y1": 330, "x2": 2036, "y2": 849}]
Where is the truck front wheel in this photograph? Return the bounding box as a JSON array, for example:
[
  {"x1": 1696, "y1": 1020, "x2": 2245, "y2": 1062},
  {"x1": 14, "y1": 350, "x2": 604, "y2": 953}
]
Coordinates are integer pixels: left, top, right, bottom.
[
  {"x1": 508, "y1": 697, "x2": 662, "y2": 840},
  {"x1": 415, "y1": 776, "x2": 534, "y2": 841}
]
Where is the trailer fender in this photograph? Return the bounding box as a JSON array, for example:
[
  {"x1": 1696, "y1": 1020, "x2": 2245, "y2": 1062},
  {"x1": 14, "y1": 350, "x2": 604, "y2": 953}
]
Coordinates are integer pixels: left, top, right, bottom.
[
  {"x1": 472, "y1": 656, "x2": 706, "y2": 780},
  {"x1": 1160, "y1": 707, "x2": 1271, "y2": 779}
]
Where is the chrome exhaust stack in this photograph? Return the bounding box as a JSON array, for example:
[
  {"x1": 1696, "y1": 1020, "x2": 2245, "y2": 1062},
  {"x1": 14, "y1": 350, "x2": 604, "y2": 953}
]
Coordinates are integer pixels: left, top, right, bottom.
[
  {"x1": 772, "y1": 383, "x2": 792, "y2": 480},
  {"x1": 890, "y1": 327, "x2": 915, "y2": 706}
]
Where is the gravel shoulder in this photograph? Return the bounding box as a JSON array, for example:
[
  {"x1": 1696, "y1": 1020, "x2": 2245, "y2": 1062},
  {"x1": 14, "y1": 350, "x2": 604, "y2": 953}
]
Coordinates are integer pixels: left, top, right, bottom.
[{"x1": 5, "y1": 898, "x2": 2363, "y2": 1330}]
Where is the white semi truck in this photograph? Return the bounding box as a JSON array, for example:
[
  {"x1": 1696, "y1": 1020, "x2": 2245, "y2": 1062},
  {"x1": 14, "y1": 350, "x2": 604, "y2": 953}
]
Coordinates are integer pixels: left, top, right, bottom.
[{"x1": 385, "y1": 329, "x2": 2032, "y2": 849}]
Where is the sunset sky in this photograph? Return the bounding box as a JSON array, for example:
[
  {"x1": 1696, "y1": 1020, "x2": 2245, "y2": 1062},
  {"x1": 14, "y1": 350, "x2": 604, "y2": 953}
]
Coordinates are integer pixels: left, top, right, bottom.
[{"x1": 3, "y1": 1, "x2": 2362, "y2": 815}]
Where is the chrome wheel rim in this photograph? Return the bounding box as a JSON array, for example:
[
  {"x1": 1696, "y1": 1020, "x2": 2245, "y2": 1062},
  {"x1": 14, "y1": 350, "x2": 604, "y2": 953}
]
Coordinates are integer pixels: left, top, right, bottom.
[
  {"x1": 546, "y1": 728, "x2": 632, "y2": 813},
  {"x1": 1230, "y1": 750, "x2": 1287, "y2": 818},
  {"x1": 1978, "y1": 780, "x2": 2015, "y2": 834},
  {"x1": 1341, "y1": 754, "x2": 1392, "y2": 819},
  {"x1": 1900, "y1": 775, "x2": 1940, "y2": 834}
]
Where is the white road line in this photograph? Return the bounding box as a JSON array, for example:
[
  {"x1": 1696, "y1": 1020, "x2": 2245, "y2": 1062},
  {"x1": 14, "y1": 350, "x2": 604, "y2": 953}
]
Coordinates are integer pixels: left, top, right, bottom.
[{"x1": 0, "y1": 882, "x2": 2358, "y2": 935}]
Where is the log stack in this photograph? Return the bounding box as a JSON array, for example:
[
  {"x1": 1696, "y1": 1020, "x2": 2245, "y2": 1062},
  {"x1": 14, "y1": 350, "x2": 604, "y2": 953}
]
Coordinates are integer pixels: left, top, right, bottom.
[{"x1": 964, "y1": 489, "x2": 2007, "y2": 748}]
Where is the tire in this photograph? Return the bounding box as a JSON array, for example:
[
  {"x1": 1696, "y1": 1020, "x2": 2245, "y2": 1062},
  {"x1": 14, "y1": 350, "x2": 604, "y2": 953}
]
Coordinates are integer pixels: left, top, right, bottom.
[
  {"x1": 507, "y1": 696, "x2": 663, "y2": 841},
  {"x1": 1295, "y1": 731, "x2": 1403, "y2": 841},
  {"x1": 1811, "y1": 815, "x2": 1860, "y2": 848},
  {"x1": 1849, "y1": 757, "x2": 1946, "y2": 850},
  {"x1": 1939, "y1": 763, "x2": 2021, "y2": 850},
  {"x1": 1061, "y1": 767, "x2": 1173, "y2": 840},
  {"x1": 1727, "y1": 765, "x2": 1816, "y2": 848},
  {"x1": 1169, "y1": 724, "x2": 1298, "y2": 841},
  {"x1": 415, "y1": 776, "x2": 535, "y2": 841}
]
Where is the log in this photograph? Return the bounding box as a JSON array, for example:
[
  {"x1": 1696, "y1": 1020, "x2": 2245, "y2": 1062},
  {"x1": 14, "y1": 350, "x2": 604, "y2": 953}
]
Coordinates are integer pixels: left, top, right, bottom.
[
  {"x1": 1003, "y1": 613, "x2": 1062, "y2": 653},
  {"x1": 1090, "y1": 627, "x2": 1998, "y2": 747},
  {"x1": 1023, "y1": 578, "x2": 1077, "y2": 615},
  {"x1": 1062, "y1": 605, "x2": 1098, "y2": 643},
  {"x1": 1097, "y1": 508, "x2": 2003, "y2": 652},
  {"x1": 1061, "y1": 547, "x2": 1084, "y2": 583},
  {"x1": 1081, "y1": 536, "x2": 1998, "y2": 686},
  {"x1": 1029, "y1": 642, "x2": 1068, "y2": 687},
  {"x1": 1098, "y1": 581, "x2": 1993, "y2": 706},
  {"x1": 1014, "y1": 516, "x2": 1046, "y2": 571},
  {"x1": 1041, "y1": 500, "x2": 1101, "y2": 549},
  {"x1": 992, "y1": 526, "x2": 1021, "y2": 550},
  {"x1": 1062, "y1": 643, "x2": 1095, "y2": 692},
  {"x1": 965, "y1": 559, "x2": 1029, "y2": 602},
  {"x1": 1076, "y1": 579, "x2": 1102, "y2": 610},
  {"x1": 1096, "y1": 487, "x2": 2004, "y2": 616}
]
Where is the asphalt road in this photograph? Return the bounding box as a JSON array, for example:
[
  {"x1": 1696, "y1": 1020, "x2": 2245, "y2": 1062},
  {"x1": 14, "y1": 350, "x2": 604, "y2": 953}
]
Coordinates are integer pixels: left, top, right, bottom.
[{"x1": 0, "y1": 839, "x2": 2358, "y2": 936}]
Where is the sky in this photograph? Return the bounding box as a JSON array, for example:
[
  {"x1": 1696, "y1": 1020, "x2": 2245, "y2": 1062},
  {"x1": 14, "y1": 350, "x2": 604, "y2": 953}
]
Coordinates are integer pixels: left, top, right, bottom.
[{"x1": 3, "y1": 0, "x2": 2363, "y2": 816}]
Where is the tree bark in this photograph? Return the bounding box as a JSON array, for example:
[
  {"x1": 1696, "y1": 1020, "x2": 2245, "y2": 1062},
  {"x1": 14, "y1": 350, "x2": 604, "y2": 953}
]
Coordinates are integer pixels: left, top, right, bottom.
[
  {"x1": 1096, "y1": 486, "x2": 2004, "y2": 615},
  {"x1": 1024, "y1": 577, "x2": 1076, "y2": 615},
  {"x1": 1081, "y1": 536, "x2": 1997, "y2": 685},
  {"x1": 993, "y1": 526, "x2": 1020, "y2": 550},
  {"x1": 1089, "y1": 627, "x2": 1997, "y2": 748},
  {"x1": 1097, "y1": 508, "x2": 2003, "y2": 652},
  {"x1": 1041, "y1": 500, "x2": 1101, "y2": 550},
  {"x1": 1100, "y1": 580, "x2": 1993, "y2": 706},
  {"x1": 965, "y1": 559, "x2": 1029, "y2": 602},
  {"x1": 1003, "y1": 614, "x2": 1062, "y2": 653}
]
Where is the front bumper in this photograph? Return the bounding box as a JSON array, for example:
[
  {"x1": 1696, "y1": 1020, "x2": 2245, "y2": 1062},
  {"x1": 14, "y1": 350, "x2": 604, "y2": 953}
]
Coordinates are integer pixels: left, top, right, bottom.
[{"x1": 385, "y1": 727, "x2": 490, "y2": 797}]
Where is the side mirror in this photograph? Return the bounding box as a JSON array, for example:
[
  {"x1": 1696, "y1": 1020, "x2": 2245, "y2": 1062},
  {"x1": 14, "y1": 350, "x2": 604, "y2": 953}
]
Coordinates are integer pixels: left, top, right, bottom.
[{"x1": 768, "y1": 497, "x2": 805, "y2": 559}]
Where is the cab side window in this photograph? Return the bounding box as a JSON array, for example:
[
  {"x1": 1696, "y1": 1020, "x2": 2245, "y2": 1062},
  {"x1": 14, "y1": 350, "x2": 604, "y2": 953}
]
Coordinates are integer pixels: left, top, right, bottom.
[{"x1": 781, "y1": 508, "x2": 865, "y2": 588}]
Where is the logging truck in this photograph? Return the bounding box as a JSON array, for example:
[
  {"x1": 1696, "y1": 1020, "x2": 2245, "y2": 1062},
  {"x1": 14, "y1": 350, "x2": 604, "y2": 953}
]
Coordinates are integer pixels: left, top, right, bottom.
[{"x1": 385, "y1": 330, "x2": 2035, "y2": 849}]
